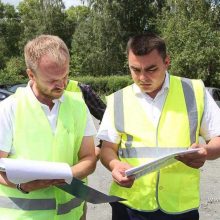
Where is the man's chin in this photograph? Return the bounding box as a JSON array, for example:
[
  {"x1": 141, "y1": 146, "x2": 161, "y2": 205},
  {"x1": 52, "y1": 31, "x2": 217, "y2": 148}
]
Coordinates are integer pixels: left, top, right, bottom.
[
  {"x1": 139, "y1": 85, "x2": 152, "y2": 93},
  {"x1": 51, "y1": 91, "x2": 64, "y2": 99}
]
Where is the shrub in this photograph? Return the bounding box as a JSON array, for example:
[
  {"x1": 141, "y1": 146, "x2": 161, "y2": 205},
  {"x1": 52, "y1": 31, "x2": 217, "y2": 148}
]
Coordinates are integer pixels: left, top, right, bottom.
[
  {"x1": 72, "y1": 75, "x2": 133, "y2": 95},
  {"x1": 0, "y1": 57, "x2": 26, "y2": 86}
]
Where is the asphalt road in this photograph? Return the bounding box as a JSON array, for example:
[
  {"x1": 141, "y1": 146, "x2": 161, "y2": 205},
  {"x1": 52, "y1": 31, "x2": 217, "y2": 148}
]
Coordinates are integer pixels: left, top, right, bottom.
[{"x1": 87, "y1": 118, "x2": 220, "y2": 220}]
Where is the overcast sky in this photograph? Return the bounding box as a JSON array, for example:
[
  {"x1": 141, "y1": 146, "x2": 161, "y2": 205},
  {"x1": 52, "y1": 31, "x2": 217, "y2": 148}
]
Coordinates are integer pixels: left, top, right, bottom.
[{"x1": 1, "y1": 0, "x2": 84, "y2": 8}]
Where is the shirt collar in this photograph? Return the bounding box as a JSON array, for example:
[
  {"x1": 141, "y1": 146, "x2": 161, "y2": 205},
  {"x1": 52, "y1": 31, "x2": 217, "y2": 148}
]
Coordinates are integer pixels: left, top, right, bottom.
[
  {"x1": 133, "y1": 72, "x2": 170, "y2": 99},
  {"x1": 26, "y1": 81, "x2": 65, "y2": 106}
]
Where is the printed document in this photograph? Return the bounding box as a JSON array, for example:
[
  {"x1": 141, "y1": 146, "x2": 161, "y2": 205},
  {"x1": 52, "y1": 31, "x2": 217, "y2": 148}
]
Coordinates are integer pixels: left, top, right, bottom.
[{"x1": 125, "y1": 148, "x2": 201, "y2": 179}]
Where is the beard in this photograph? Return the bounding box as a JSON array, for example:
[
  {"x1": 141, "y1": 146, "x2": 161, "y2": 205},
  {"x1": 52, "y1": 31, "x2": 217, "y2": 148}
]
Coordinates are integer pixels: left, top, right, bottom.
[{"x1": 36, "y1": 84, "x2": 64, "y2": 101}]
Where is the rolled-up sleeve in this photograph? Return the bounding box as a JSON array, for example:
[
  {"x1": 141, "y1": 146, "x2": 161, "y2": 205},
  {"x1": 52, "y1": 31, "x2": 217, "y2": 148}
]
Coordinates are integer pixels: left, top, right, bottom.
[
  {"x1": 97, "y1": 107, "x2": 121, "y2": 144},
  {"x1": 0, "y1": 96, "x2": 15, "y2": 153},
  {"x1": 84, "y1": 106, "x2": 97, "y2": 136},
  {"x1": 200, "y1": 90, "x2": 220, "y2": 141}
]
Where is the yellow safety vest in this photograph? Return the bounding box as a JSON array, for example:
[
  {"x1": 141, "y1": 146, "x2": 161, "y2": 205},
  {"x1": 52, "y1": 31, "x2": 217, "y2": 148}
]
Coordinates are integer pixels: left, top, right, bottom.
[
  {"x1": 107, "y1": 75, "x2": 204, "y2": 214},
  {"x1": 66, "y1": 80, "x2": 81, "y2": 93},
  {"x1": 0, "y1": 88, "x2": 87, "y2": 220}
]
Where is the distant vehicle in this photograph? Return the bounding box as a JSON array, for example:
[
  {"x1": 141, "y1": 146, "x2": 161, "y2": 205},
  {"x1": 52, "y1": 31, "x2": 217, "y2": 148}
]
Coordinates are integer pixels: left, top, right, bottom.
[
  {"x1": 0, "y1": 83, "x2": 26, "y2": 101},
  {"x1": 7, "y1": 83, "x2": 27, "y2": 93},
  {"x1": 0, "y1": 88, "x2": 13, "y2": 101},
  {"x1": 206, "y1": 87, "x2": 220, "y2": 108}
]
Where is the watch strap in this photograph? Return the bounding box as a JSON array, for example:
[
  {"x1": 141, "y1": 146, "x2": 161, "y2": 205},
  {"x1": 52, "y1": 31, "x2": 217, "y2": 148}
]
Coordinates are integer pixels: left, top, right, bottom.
[{"x1": 16, "y1": 183, "x2": 29, "y2": 194}]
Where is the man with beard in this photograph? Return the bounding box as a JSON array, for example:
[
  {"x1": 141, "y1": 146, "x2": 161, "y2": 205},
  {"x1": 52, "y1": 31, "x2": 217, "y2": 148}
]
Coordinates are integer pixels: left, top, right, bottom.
[{"x1": 0, "y1": 35, "x2": 97, "y2": 220}]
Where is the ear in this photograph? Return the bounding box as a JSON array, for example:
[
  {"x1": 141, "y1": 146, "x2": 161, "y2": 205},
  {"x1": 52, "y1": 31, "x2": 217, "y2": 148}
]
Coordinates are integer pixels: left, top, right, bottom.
[
  {"x1": 164, "y1": 55, "x2": 170, "y2": 68},
  {"x1": 26, "y1": 69, "x2": 35, "y2": 81}
]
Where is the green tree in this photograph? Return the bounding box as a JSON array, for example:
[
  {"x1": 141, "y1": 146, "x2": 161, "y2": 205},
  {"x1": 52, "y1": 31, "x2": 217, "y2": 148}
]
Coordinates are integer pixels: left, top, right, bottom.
[
  {"x1": 0, "y1": 37, "x2": 8, "y2": 69},
  {"x1": 71, "y1": 0, "x2": 164, "y2": 76},
  {"x1": 0, "y1": 1, "x2": 22, "y2": 68},
  {"x1": 65, "y1": 5, "x2": 90, "y2": 49},
  {"x1": 18, "y1": 0, "x2": 72, "y2": 48},
  {"x1": 158, "y1": 0, "x2": 220, "y2": 86},
  {"x1": 0, "y1": 57, "x2": 26, "y2": 85}
]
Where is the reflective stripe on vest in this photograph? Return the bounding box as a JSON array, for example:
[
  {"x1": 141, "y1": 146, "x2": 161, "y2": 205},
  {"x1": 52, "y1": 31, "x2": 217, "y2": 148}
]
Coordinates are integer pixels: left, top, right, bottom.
[
  {"x1": 114, "y1": 89, "x2": 133, "y2": 148},
  {"x1": 0, "y1": 196, "x2": 56, "y2": 210},
  {"x1": 114, "y1": 77, "x2": 198, "y2": 154},
  {"x1": 181, "y1": 78, "x2": 198, "y2": 144},
  {"x1": 0, "y1": 196, "x2": 83, "y2": 214},
  {"x1": 118, "y1": 146, "x2": 187, "y2": 158}
]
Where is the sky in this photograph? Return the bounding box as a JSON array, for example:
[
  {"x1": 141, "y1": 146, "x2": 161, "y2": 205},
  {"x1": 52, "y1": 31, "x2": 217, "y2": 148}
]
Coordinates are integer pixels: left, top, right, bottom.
[{"x1": 1, "y1": 0, "x2": 84, "y2": 8}]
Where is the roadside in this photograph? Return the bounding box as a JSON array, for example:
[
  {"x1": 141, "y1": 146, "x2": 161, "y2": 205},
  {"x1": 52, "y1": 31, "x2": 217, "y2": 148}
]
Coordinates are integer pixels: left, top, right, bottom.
[{"x1": 200, "y1": 159, "x2": 220, "y2": 220}]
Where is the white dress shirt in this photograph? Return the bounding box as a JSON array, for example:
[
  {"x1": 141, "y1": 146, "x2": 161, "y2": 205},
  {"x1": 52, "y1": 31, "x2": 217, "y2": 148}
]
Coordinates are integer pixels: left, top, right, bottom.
[
  {"x1": 97, "y1": 74, "x2": 220, "y2": 144},
  {"x1": 0, "y1": 84, "x2": 96, "y2": 153}
]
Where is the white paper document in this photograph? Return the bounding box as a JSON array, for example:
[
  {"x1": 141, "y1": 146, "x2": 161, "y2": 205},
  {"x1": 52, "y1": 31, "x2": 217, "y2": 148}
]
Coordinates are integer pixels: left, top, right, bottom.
[
  {"x1": 0, "y1": 158, "x2": 73, "y2": 184},
  {"x1": 125, "y1": 148, "x2": 201, "y2": 179}
]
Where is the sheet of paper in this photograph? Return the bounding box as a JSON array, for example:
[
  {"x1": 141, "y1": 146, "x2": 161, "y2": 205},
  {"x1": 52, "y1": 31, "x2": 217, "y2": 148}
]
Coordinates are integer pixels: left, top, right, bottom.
[
  {"x1": 125, "y1": 148, "x2": 201, "y2": 179},
  {"x1": 0, "y1": 158, "x2": 73, "y2": 184}
]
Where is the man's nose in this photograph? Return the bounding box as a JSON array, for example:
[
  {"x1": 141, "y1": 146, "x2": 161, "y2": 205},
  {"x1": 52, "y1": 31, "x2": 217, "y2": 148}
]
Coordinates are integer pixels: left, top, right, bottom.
[
  {"x1": 139, "y1": 71, "x2": 149, "y2": 81},
  {"x1": 56, "y1": 79, "x2": 67, "y2": 89}
]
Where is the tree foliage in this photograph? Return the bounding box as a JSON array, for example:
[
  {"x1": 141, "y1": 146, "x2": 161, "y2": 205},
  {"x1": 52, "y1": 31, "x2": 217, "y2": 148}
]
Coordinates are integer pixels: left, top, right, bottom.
[
  {"x1": 0, "y1": 0, "x2": 78, "y2": 84},
  {"x1": 0, "y1": 57, "x2": 26, "y2": 85},
  {"x1": 0, "y1": 0, "x2": 220, "y2": 87},
  {"x1": 18, "y1": 0, "x2": 71, "y2": 48},
  {"x1": 71, "y1": 0, "x2": 162, "y2": 76},
  {"x1": 158, "y1": 0, "x2": 220, "y2": 86},
  {"x1": 0, "y1": 1, "x2": 22, "y2": 68}
]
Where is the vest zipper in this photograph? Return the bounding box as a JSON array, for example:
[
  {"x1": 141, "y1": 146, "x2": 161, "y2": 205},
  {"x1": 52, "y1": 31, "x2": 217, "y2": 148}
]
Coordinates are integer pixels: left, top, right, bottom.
[{"x1": 155, "y1": 86, "x2": 169, "y2": 210}]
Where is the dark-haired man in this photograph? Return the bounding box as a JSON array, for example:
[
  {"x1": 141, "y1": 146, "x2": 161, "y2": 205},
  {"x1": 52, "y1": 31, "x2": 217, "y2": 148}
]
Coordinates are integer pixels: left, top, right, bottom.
[{"x1": 98, "y1": 32, "x2": 220, "y2": 220}]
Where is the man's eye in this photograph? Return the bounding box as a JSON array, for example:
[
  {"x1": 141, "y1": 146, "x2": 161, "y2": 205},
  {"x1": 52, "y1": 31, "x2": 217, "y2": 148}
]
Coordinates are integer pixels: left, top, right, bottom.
[
  {"x1": 132, "y1": 68, "x2": 140, "y2": 73},
  {"x1": 148, "y1": 68, "x2": 157, "y2": 72}
]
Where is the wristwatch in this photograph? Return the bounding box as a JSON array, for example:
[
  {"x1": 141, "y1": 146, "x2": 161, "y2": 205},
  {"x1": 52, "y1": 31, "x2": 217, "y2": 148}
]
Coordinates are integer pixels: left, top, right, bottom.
[{"x1": 16, "y1": 183, "x2": 29, "y2": 194}]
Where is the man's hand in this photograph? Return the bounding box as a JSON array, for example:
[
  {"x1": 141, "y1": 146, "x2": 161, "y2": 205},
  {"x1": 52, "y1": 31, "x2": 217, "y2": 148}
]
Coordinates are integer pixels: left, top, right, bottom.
[
  {"x1": 176, "y1": 143, "x2": 207, "y2": 169},
  {"x1": 19, "y1": 179, "x2": 65, "y2": 192},
  {"x1": 100, "y1": 141, "x2": 135, "y2": 187},
  {"x1": 111, "y1": 161, "x2": 135, "y2": 188}
]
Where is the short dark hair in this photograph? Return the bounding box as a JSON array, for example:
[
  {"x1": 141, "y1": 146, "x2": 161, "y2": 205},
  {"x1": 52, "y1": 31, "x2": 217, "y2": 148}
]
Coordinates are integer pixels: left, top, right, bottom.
[{"x1": 126, "y1": 32, "x2": 167, "y2": 61}]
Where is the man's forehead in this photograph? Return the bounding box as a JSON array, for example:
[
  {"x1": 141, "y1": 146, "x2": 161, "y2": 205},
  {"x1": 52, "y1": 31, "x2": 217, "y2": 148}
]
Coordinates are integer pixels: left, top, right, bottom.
[{"x1": 39, "y1": 53, "x2": 69, "y2": 66}]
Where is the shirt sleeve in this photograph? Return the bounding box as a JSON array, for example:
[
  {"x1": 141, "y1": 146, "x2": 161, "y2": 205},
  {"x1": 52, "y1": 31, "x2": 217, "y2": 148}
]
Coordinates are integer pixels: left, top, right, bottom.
[
  {"x1": 200, "y1": 90, "x2": 220, "y2": 141},
  {"x1": 0, "y1": 96, "x2": 15, "y2": 153},
  {"x1": 84, "y1": 105, "x2": 97, "y2": 136},
  {"x1": 97, "y1": 106, "x2": 121, "y2": 144}
]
